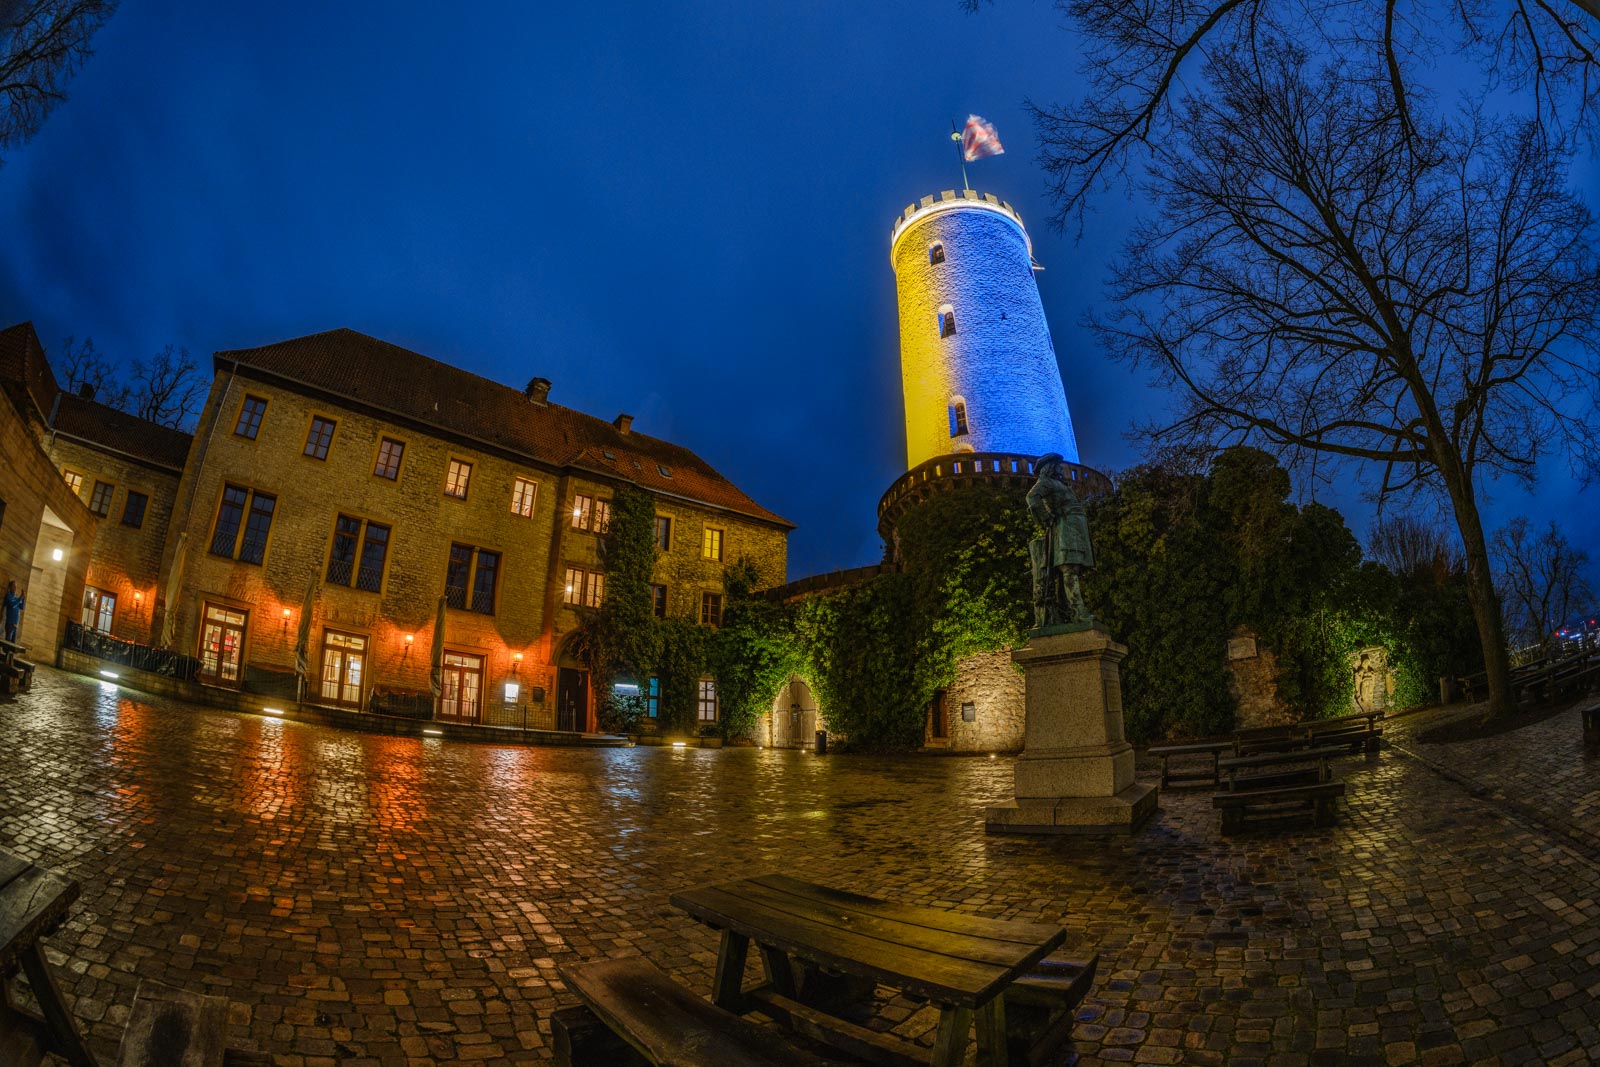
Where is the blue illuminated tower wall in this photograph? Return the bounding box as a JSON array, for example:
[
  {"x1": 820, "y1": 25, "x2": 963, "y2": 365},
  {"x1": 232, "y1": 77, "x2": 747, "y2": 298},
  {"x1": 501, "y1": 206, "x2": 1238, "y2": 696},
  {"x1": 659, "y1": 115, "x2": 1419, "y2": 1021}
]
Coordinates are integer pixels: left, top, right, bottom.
[{"x1": 891, "y1": 190, "x2": 1079, "y2": 470}]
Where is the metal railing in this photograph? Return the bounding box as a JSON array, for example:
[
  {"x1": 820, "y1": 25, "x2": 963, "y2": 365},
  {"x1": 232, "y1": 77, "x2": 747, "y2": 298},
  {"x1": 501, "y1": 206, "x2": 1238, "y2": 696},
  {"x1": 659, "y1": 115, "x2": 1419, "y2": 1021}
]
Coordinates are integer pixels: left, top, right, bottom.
[{"x1": 63, "y1": 622, "x2": 201, "y2": 680}]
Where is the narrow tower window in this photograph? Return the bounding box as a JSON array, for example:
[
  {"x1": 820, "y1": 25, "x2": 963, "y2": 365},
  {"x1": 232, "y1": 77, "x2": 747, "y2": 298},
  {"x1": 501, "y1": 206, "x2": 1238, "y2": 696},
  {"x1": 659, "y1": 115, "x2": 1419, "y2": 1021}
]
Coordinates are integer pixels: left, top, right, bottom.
[
  {"x1": 950, "y1": 399, "x2": 970, "y2": 437},
  {"x1": 938, "y1": 305, "x2": 957, "y2": 338},
  {"x1": 929, "y1": 241, "x2": 945, "y2": 265}
]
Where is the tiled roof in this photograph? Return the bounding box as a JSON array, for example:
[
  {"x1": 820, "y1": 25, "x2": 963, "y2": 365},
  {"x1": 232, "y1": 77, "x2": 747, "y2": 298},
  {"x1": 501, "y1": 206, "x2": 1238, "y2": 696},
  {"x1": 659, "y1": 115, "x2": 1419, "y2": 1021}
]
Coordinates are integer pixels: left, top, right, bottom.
[
  {"x1": 0, "y1": 321, "x2": 60, "y2": 421},
  {"x1": 215, "y1": 328, "x2": 793, "y2": 528},
  {"x1": 52, "y1": 393, "x2": 194, "y2": 472}
]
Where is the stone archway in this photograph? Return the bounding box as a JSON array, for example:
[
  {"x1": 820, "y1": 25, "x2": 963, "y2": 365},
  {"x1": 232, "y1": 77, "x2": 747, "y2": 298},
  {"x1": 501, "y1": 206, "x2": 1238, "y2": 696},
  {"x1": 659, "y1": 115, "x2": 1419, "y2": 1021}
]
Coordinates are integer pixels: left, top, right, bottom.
[{"x1": 766, "y1": 675, "x2": 820, "y2": 749}]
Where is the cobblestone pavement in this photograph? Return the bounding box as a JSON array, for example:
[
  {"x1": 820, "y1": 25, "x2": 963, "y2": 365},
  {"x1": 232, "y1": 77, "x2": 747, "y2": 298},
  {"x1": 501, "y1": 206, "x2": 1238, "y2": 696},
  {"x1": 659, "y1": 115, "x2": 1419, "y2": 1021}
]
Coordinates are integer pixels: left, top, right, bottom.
[{"x1": 5, "y1": 667, "x2": 1600, "y2": 1066}]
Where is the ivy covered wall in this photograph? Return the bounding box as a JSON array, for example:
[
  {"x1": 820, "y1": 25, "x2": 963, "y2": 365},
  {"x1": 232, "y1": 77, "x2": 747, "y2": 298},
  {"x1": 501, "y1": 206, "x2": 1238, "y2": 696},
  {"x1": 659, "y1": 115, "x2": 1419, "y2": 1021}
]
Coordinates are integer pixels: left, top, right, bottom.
[{"x1": 579, "y1": 450, "x2": 1481, "y2": 748}]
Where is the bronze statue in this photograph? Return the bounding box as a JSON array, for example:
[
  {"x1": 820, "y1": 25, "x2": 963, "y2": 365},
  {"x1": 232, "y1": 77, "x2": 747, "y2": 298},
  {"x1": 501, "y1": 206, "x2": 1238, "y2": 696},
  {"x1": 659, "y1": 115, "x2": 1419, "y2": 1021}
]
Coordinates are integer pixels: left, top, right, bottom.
[{"x1": 1027, "y1": 453, "x2": 1095, "y2": 629}]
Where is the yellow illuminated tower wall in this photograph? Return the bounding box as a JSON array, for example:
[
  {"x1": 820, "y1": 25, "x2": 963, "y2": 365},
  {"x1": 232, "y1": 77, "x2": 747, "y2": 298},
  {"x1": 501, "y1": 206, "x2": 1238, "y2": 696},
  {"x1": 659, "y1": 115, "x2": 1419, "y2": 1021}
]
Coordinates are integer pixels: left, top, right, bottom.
[{"x1": 891, "y1": 190, "x2": 1080, "y2": 470}]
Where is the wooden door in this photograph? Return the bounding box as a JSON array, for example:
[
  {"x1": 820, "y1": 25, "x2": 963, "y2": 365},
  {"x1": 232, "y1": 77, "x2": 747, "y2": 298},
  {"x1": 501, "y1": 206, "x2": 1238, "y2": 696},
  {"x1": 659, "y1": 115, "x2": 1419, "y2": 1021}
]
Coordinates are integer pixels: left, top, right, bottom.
[{"x1": 557, "y1": 667, "x2": 587, "y2": 732}]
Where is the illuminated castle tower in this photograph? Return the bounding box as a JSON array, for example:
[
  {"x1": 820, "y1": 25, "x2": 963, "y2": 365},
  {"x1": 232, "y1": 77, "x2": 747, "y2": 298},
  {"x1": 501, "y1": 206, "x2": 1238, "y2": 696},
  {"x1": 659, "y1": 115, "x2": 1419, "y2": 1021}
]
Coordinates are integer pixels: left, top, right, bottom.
[{"x1": 878, "y1": 189, "x2": 1105, "y2": 542}]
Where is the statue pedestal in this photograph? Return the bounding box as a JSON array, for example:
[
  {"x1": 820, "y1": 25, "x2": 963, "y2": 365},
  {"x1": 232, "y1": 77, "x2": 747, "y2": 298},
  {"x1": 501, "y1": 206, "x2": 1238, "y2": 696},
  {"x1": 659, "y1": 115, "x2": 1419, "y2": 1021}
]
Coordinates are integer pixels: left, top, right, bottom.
[{"x1": 986, "y1": 628, "x2": 1158, "y2": 835}]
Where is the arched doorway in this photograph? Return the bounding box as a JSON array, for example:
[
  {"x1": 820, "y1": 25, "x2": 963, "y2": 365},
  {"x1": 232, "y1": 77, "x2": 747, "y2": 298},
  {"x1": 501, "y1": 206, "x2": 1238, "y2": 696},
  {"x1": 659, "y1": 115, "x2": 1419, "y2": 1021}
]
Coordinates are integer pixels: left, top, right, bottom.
[{"x1": 767, "y1": 675, "x2": 819, "y2": 749}]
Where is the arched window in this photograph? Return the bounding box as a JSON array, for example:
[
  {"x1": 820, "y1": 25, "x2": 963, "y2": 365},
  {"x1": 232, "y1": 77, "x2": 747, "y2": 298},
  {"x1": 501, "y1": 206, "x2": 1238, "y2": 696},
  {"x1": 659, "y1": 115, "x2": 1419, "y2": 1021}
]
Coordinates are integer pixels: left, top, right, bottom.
[
  {"x1": 949, "y1": 397, "x2": 970, "y2": 437},
  {"x1": 929, "y1": 241, "x2": 945, "y2": 265},
  {"x1": 938, "y1": 305, "x2": 957, "y2": 338}
]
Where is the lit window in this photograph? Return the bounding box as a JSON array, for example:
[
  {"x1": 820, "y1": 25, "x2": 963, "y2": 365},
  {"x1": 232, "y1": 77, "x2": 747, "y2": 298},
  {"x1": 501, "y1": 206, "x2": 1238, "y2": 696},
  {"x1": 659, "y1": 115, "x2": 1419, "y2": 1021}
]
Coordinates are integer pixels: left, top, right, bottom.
[
  {"x1": 939, "y1": 306, "x2": 957, "y2": 338},
  {"x1": 572, "y1": 493, "x2": 594, "y2": 531},
  {"x1": 651, "y1": 583, "x2": 667, "y2": 619},
  {"x1": 654, "y1": 515, "x2": 672, "y2": 550},
  {"x1": 593, "y1": 498, "x2": 611, "y2": 534},
  {"x1": 63, "y1": 470, "x2": 84, "y2": 494},
  {"x1": 697, "y1": 679, "x2": 718, "y2": 722},
  {"x1": 562, "y1": 566, "x2": 605, "y2": 609},
  {"x1": 929, "y1": 241, "x2": 945, "y2": 265},
  {"x1": 702, "y1": 527, "x2": 723, "y2": 561},
  {"x1": 82, "y1": 587, "x2": 116, "y2": 634},
  {"x1": 701, "y1": 591, "x2": 723, "y2": 628},
  {"x1": 88, "y1": 480, "x2": 114, "y2": 517},
  {"x1": 511, "y1": 477, "x2": 538, "y2": 518},
  {"x1": 374, "y1": 437, "x2": 404, "y2": 479},
  {"x1": 234, "y1": 396, "x2": 267, "y2": 439},
  {"x1": 445, "y1": 459, "x2": 472, "y2": 499},
  {"x1": 304, "y1": 416, "x2": 336, "y2": 460},
  {"x1": 121, "y1": 490, "x2": 148, "y2": 528},
  {"x1": 951, "y1": 399, "x2": 970, "y2": 437}
]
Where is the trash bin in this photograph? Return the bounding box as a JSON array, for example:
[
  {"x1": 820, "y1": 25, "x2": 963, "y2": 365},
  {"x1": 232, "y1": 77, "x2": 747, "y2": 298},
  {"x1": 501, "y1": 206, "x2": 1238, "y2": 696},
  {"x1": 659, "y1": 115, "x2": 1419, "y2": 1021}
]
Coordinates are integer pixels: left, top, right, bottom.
[{"x1": 814, "y1": 730, "x2": 827, "y2": 755}]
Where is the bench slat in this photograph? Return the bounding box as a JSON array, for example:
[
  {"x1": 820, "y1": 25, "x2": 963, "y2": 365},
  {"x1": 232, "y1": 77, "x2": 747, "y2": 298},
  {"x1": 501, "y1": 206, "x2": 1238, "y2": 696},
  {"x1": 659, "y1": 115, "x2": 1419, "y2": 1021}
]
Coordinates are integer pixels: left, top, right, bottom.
[{"x1": 561, "y1": 958, "x2": 828, "y2": 1067}]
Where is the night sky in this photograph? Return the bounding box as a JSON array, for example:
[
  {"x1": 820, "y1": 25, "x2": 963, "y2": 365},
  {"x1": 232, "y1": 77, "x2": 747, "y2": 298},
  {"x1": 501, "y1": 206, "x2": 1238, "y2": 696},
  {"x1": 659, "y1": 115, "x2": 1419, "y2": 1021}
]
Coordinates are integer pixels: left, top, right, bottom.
[{"x1": 1, "y1": 1, "x2": 1591, "y2": 586}]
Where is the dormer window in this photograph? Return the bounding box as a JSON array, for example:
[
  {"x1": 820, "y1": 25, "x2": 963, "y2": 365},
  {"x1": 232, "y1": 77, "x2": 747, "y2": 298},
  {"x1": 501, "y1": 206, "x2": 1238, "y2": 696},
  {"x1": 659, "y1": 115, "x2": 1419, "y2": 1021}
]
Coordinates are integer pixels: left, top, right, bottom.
[
  {"x1": 938, "y1": 305, "x2": 957, "y2": 338},
  {"x1": 929, "y1": 241, "x2": 945, "y2": 265}
]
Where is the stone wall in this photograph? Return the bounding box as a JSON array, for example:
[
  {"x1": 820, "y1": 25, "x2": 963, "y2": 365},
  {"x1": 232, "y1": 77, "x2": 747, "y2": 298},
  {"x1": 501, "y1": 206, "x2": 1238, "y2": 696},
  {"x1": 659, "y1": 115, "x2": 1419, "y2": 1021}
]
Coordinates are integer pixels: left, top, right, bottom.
[{"x1": 927, "y1": 649, "x2": 1026, "y2": 752}]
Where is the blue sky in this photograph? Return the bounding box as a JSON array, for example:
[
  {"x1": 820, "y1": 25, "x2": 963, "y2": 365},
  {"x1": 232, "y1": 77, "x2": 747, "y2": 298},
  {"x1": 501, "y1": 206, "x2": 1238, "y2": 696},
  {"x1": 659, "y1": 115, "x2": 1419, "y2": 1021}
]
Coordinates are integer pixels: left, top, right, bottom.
[{"x1": 0, "y1": 1, "x2": 1591, "y2": 585}]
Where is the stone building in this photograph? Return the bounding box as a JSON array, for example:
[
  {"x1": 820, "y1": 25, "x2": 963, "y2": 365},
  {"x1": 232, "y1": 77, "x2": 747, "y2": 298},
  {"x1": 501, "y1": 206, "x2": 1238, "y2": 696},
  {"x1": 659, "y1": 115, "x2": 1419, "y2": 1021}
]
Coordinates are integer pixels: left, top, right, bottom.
[
  {"x1": 758, "y1": 191, "x2": 1108, "y2": 752},
  {"x1": 0, "y1": 324, "x2": 98, "y2": 660},
  {"x1": 3, "y1": 322, "x2": 790, "y2": 731}
]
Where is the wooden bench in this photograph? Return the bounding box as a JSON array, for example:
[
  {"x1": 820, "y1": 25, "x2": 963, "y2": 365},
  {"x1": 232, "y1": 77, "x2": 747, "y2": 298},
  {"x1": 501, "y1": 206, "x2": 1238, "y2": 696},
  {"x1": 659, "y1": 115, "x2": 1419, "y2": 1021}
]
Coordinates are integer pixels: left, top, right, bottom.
[
  {"x1": 1147, "y1": 741, "x2": 1233, "y2": 788},
  {"x1": 1218, "y1": 745, "x2": 1344, "y2": 791},
  {"x1": 1213, "y1": 781, "x2": 1345, "y2": 833},
  {"x1": 115, "y1": 979, "x2": 228, "y2": 1067},
  {"x1": 554, "y1": 957, "x2": 830, "y2": 1067}
]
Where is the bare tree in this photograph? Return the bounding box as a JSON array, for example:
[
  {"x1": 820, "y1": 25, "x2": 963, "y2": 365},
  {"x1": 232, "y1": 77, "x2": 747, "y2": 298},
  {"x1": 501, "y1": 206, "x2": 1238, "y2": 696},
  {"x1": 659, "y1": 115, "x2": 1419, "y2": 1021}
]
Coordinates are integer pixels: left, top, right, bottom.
[
  {"x1": 1492, "y1": 516, "x2": 1595, "y2": 650},
  {"x1": 55, "y1": 334, "x2": 127, "y2": 406},
  {"x1": 1094, "y1": 45, "x2": 1600, "y2": 714},
  {"x1": 973, "y1": 0, "x2": 1600, "y2": 228},
  {"x1": 0, "y1": 0, "x2": 117, "y2": 165},
  {"x1": 125, "y1": 344, "x2": 205, "y2": 430},
  {"x1": 1368, "y1": 514, "x2": 1460, "y2": 578}
]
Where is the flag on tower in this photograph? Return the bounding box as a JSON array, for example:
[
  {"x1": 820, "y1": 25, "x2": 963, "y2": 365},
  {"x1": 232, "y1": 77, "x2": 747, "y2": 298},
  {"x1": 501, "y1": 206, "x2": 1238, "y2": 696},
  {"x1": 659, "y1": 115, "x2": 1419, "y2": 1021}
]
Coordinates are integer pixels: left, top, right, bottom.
[{"x1": 960, "y1": 115, "x2": 1004, "y2": 162}]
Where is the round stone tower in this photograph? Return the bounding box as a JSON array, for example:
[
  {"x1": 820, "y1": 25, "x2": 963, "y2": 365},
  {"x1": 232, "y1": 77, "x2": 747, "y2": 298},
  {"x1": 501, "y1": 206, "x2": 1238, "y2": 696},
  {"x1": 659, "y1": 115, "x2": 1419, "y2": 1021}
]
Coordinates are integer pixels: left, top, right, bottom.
[
  {"x1": 878, "y1": 189, "x2": 1106, "y2": 544},
  {"x1": 890, "y1": 189, "x2": 1079, "y2": 469}
]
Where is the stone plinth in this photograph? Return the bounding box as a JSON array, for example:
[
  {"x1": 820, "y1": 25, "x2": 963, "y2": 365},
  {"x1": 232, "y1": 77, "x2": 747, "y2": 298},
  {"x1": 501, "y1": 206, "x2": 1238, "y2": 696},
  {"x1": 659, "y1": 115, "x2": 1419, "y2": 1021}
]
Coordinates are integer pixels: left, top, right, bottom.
[{"x1": 986, "y1": 628, "x2": 1158, "y2": 835}]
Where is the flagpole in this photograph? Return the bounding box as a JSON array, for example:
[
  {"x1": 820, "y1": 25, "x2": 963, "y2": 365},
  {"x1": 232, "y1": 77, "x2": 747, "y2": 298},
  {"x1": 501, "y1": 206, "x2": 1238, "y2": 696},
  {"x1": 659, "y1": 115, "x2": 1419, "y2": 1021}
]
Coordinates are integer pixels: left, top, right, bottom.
[{"x1": 951, "y1": 119, "x2": 969, "y2": 192}]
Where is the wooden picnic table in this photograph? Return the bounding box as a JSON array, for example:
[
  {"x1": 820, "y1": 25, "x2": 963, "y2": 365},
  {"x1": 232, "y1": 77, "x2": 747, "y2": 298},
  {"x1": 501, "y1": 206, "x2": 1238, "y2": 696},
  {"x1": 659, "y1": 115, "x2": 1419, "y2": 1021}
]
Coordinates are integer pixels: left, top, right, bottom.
[
  {"x1": 670, "y1": 873, "x2": 1066, "y2": 1067},
  {"x1": 0, "y1": 849, "x2": 98, "y2": 1067}
]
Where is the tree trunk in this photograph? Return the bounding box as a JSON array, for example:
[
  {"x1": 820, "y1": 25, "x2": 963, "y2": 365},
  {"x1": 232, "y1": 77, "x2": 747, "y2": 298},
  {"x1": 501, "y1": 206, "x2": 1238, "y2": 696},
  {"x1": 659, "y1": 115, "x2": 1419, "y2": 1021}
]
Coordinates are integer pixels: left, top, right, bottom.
[{"x1": 1437, "y1": 462, "x2": 1514, "y2": 715}]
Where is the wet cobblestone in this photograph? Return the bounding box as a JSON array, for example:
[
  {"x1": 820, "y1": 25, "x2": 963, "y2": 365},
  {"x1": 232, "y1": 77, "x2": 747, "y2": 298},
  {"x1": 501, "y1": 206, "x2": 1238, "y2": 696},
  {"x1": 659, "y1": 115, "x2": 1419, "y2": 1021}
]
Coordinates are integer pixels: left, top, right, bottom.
[{"x1": 4, "y1": 667, "x2": 1600, "y2": 1064}]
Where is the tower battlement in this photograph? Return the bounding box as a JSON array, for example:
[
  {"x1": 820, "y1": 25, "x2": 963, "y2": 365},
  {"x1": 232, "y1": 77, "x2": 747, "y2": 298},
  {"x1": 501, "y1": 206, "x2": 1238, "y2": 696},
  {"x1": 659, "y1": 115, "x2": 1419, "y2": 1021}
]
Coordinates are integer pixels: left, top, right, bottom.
[{"x1": 890, "y1": 190, "x2": 1029, "y2": 258}]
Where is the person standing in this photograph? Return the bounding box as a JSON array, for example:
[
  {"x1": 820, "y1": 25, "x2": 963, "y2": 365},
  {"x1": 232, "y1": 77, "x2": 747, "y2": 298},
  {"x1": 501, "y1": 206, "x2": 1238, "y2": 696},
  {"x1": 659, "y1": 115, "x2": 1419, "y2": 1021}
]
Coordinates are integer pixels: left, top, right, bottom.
[{"x1": 3, "y1": 580, "x2": 25, "y2": 644}]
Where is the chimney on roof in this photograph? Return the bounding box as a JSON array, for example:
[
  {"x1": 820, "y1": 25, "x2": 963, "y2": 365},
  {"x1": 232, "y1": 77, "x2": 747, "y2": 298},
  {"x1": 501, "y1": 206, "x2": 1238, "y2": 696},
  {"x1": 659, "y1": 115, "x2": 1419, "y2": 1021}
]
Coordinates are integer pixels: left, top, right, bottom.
[
  {"x1": 525, "y1": 377, "x2": 551, "y2": 405},
  {"x1": 77, "y1": 382, "x2": 95, "y2": 401},
  {"x1": 613, "y1": 413, "x2": 633, "y2": 434}
]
